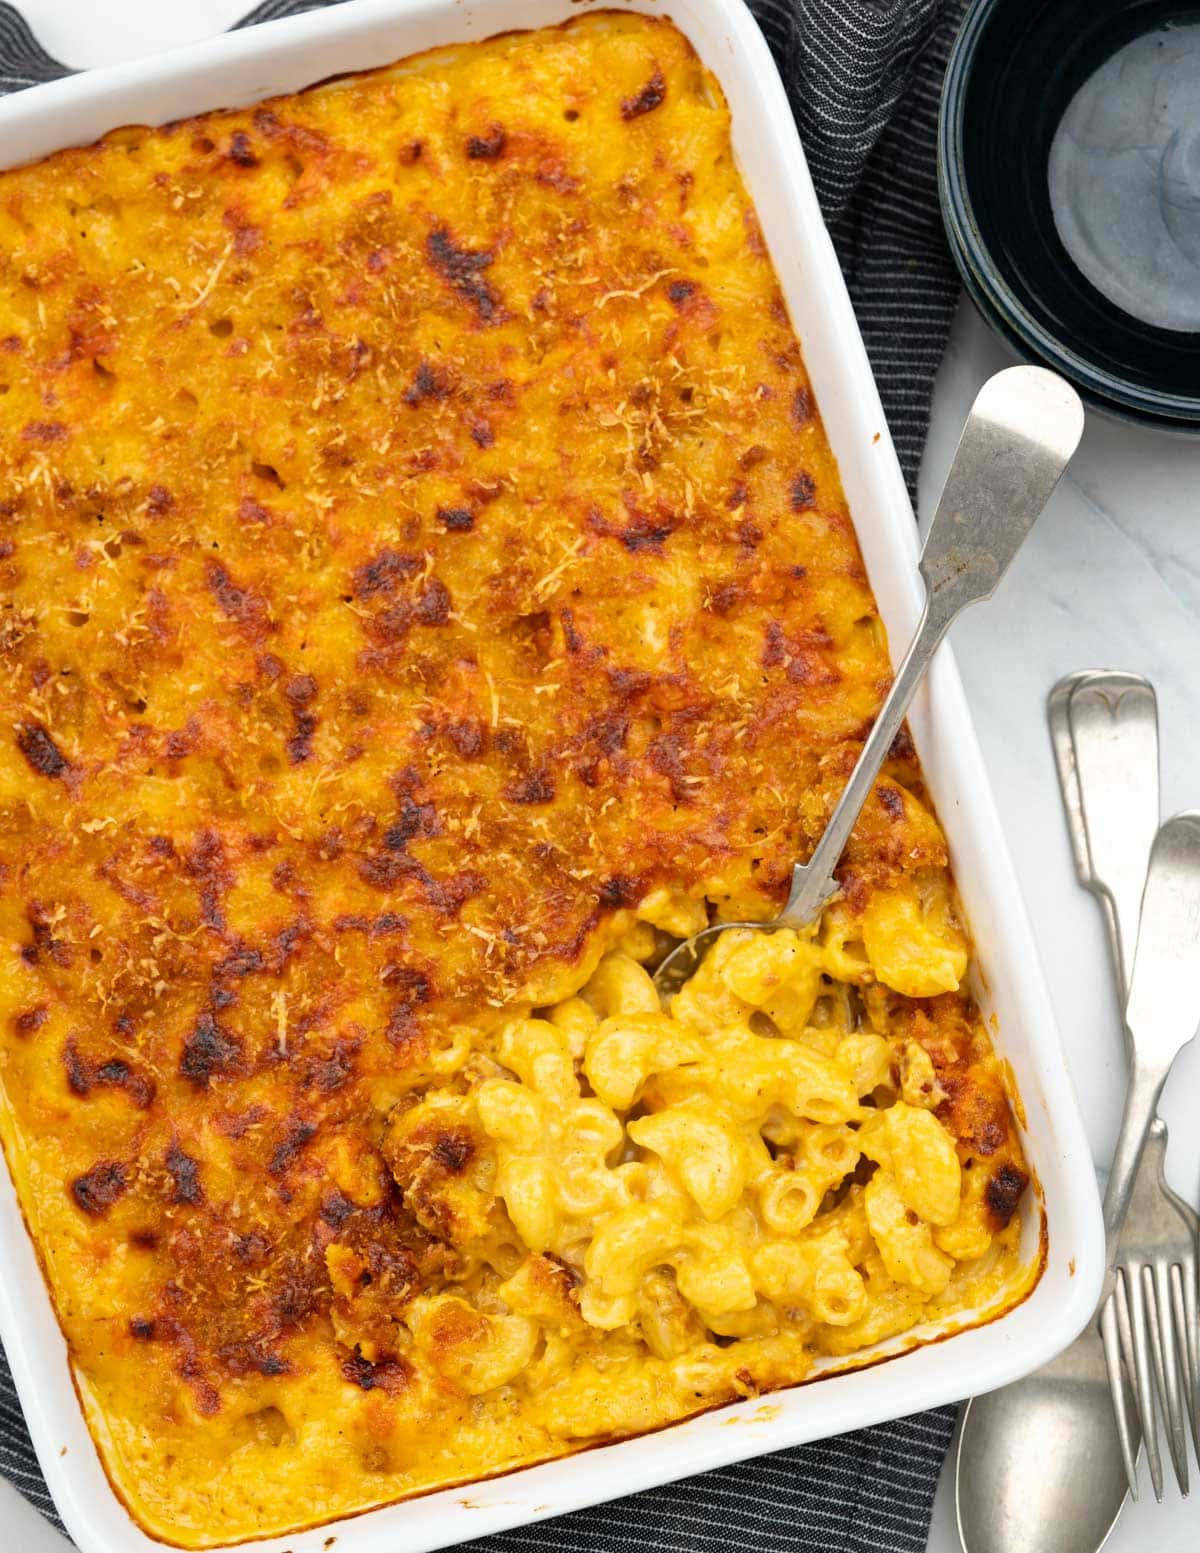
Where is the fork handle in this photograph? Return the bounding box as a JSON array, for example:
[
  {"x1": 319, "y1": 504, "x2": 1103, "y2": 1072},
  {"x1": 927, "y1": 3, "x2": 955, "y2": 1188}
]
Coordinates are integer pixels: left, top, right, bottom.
[
  {"x1": 1101, "y1": 1055, "x2": 1171, "y2": 1281},
  {"x1": 1105, "y1": 810, "x2": 1200, "y2": 1273}
]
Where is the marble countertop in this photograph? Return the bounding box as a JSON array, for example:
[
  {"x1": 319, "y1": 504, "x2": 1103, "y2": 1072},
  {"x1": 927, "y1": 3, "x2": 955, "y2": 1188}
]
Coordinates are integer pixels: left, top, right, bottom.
[{"x1": 4, "y1": 4, "x2": 1200, "y2": 1548}]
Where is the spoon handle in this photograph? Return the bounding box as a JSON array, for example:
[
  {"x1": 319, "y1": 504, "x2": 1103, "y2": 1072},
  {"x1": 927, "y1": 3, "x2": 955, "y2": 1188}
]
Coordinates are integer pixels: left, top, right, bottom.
[
  {"x1": 780, "y1": 365, "x2": 1084, "y2": 928},
  {"x1": 1047, "y1": 673, "x2": 1163, "y2": 1492},
  {"x1": 1048, "y1": 671, "x2": 1160, "y2": 1015},
  {"x1": 779, "y1": 602, "x2": 947, "y2": 926},
  {"x1": 1067, "y1": 674, "x2": 1160, "y2": 1004}
]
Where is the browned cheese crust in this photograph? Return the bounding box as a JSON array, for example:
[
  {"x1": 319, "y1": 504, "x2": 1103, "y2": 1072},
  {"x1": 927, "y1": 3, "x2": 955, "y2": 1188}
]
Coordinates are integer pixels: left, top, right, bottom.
[{"x1": 0, "y1": 13, "x2": 1033, "y2": 1545}]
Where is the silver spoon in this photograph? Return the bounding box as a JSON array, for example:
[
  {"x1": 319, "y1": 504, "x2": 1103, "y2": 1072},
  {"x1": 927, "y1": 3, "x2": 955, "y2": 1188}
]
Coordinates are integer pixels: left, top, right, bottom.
[
  {"x1": 653, "y1": 365, "x2": 1085, "y2": 996},
  {"x1": 957, "y1": 809, "x2": 1200, "y2": 1553}
]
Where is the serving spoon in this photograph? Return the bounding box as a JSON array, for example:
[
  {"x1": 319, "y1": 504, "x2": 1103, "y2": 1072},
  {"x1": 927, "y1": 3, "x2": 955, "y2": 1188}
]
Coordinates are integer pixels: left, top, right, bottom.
[{"x1": 653, "y1": 364, "x2": 1085, "y2": 996}]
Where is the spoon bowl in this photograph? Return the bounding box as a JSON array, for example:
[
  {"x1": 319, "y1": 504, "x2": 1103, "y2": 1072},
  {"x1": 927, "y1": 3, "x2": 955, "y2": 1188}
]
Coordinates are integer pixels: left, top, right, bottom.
[
  {"x1": 652, "y1": 920, "x2": 762, "y2": 999},
  {"x1": 956, "y1": 1337, "x2": 1129, "y2": 1553}
]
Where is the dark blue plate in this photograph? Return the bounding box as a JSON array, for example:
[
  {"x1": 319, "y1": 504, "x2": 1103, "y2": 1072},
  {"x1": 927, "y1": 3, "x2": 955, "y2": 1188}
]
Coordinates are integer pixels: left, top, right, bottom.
[{"x1": 939, "y1": 0, "x2": 1200, "y2": 430}]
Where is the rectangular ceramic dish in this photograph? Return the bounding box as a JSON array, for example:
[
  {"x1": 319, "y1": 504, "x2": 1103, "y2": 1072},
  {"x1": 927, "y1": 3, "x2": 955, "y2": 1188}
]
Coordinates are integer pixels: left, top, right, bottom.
[{"x1": 0, "y1": 1, "x2": 1105, "y2": 1549}]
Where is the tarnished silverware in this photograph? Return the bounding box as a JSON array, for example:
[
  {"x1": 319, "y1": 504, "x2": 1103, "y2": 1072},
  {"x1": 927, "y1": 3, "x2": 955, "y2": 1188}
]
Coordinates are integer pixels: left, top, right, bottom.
[
  {"x1": 1050, "y1": 671, "x2": 1197, "y2": 1497},
  {"x1": 654, "y1": 365, "x2": 1085, "y2": 996},
  {"x1": 956, "y1": 681, "x2": 1200, "y2": 1553},
  {"x1": 959, "y1": 811, "x2": 1200, "y2": 1553},
  {"x1": 1059, "y1": 674, "x2": 1200, "y2": 1498},
  {"x1": 1098, "y1": 813, "x2": 1200, "y2": 1506}
]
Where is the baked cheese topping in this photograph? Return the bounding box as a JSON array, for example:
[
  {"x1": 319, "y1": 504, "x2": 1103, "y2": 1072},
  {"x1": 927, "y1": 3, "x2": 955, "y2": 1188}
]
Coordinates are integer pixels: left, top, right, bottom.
[{"x1": 0, "y1": 14, "x2": 1037, "y2": 1544}]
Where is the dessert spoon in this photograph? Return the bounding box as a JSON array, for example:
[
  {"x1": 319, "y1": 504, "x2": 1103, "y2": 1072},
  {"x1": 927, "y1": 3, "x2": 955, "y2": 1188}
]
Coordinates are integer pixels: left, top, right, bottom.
[{"x1": 654, "y1": 364, "x2": 1085, "y2": 996}]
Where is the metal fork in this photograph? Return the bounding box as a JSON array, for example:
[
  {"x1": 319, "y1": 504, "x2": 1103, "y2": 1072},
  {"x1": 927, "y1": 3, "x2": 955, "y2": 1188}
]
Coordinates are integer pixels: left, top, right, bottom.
[
  {"x1": 1111, "y1": 1119, "x2": 1200, "y2": 1497},
  {"x1": 1051, "y1": 669, "x2": 1200, "y2": 1498}
]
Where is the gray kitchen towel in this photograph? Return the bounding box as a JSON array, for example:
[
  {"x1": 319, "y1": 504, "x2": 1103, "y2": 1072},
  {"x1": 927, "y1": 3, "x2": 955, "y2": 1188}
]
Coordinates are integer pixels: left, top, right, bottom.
[{"x1": 0, "y1": 0, "x2": 968, "y2": 1545}]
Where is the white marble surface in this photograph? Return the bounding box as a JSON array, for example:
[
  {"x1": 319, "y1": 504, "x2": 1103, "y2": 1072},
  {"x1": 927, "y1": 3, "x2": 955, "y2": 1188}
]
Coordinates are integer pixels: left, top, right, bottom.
[{"x1": 3, "y1": 4, "x2": 1200, "y2": 1549}]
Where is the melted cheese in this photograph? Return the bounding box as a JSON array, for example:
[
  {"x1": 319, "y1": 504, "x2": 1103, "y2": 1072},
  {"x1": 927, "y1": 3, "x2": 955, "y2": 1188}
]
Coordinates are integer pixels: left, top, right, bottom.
[{"x1": 0, "y1": 14, "x2": 1039, "y2": 1545}]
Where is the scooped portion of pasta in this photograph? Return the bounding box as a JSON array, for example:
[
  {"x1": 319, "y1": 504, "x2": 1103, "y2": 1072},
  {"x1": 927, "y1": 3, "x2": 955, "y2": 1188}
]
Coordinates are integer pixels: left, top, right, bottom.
[
  {"x1": 0, "y1": 10, "x2": 1038, "y2": 1545},
  {"x1": 389, "y1": 913, "x2": 1032, "y2": 1443}
]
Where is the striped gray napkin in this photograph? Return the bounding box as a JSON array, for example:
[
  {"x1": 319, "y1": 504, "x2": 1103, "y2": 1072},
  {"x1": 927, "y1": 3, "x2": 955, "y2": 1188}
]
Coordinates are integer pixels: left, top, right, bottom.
[{"x1": 0, "y1": 0, "x2": 967, "y2": 1544}]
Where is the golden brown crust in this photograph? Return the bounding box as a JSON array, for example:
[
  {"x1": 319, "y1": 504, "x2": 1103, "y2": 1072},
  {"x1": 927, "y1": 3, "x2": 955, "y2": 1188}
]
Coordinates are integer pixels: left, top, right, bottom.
[
  {"x1": 0, "y1": 13, "x2": 1033, "y2": 1545},
  {"x1": 881, "y1": 991, "x2": 1030, "y2": 1231}
]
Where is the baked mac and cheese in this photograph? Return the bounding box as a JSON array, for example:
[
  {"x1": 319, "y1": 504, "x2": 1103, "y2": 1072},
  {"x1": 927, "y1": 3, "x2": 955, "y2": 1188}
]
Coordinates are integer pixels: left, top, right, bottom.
[{"x1": 0, "y1": 13, "x2": 1040, "y2": 1544}]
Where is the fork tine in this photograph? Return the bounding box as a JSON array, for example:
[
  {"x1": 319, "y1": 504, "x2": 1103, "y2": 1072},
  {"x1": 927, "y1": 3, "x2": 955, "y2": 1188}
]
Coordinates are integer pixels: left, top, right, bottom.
[
  {"x1": 1149, "y1": 1263, "x2": 1189, "y2": 1493},
  {"x1": 1101, "y1": 1291, "x2": 1141, "y2": 1499},
  {"x1": 1168, "y1": 1261, "x2": 1197, "y2": 1482},
  {"x1": 1123, "y1": 1261, "x2": 1165, "y2": 1500},
  {"x1": 1183, "y1": 1244, "x2": 1200, "y2": 1468}
]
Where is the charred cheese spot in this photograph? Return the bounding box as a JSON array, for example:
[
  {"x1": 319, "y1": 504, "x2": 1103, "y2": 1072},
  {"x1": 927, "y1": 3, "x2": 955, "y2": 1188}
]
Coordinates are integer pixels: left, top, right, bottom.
[
  {"x1": 71, "y1": 1161, "x2": 128, "y2": 1217},
  {"x1": 621, "y1": 67, "x2": 666, "y2": 119},
  {"x1": 985, "y1": 1162, "x2": 1029, "y2": 1229},
  {"x1": 465, "y1": 126, "x2": 507, "y2": 160},
  {"x1": 341, "y1": 1352, "x2": 411, "y2": 1394},
  {"x1": 425, "y1": 226, "x2": 505, "y2": 324},
  {"x1": 403, "y1": 360, "x2": 449, "y2": 405},
  {"x1": 226, "y1": 131, "x2": 259, "y2": 168},
  {"x1": 16, "y1": 722, "x2": 68, "y2": 778},
  {"x1": 64, "y1": 1038, "x2": 155, "y2": 1109},
  {"x1": 790, "y1": 472, "x2": 816, "y2": 511},
  {"x1": 598, "y1": 874, "x2": 642, "y2": 909},
  {"x1": 12, "y1": 1005, "x2": 48, "y2": 1036},
  {"x1": 205, "y1": 559, "x2": 269, "y2": 635},
  {"x1": 504, "y1": 768, "x2": 556, "y2": 805},
  {"x1": 268, "y1": 1119, "x2": 318, "y2": 1176},
  {"x1": 21, "y1": 420, "x2": 67, "y2": 444},
  {"x1": 165, "y1": 1143, "x2": 204, "y2": 1206},
  {"x1": 179, "y1": 1013, "x2": 241, "y2": 1088},
  {"x1": 878, "y1": 786, "x2": 905, "y2": 821},
  {"x1": 353, "y1": 547, "x2": 421, "y2": 598},
  {"x1": 430, "y1": 1130, "x2": 473, "y2": 1173}
]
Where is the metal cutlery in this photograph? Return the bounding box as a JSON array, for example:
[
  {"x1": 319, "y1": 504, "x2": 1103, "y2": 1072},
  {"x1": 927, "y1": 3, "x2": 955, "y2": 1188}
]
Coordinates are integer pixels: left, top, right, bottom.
[
  {"x1": 1101, "y1": 813, "x2": 1200, "y2": 1469},
  {"x1": 957, "y1": 675, "x2": 1200, "y2": 1553},
  {"x1": 1051, "y1": 670, "x2": 1198, "y2": 1498},
  {"x1": 654, "y1": 364, "x2": 1086, "y2": 996}
]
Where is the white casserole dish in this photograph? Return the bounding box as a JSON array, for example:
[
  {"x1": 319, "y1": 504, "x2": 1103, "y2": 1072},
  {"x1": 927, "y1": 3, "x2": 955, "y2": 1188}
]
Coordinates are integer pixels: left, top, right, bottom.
[{"x1": 0, "y1": 1, "x2": 1106, "y2": 1548}]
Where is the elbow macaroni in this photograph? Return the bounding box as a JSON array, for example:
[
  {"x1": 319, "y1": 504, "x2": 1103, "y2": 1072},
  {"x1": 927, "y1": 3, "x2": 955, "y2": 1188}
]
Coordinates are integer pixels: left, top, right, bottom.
[{"x1": 372, "y1": 909, "x2": 1033, "y2": 1458}]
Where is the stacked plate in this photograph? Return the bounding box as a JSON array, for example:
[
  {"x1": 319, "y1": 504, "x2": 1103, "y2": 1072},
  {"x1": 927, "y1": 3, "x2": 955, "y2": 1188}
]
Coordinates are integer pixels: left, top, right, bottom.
[{"x1": 939, "y1": 0, "x2": 1200, "y2": 433}]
